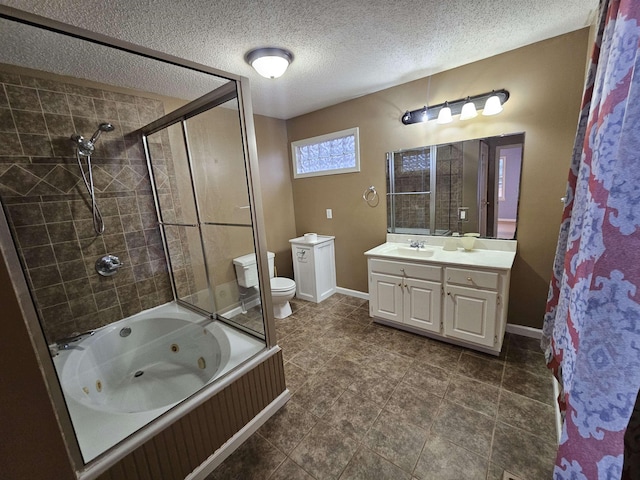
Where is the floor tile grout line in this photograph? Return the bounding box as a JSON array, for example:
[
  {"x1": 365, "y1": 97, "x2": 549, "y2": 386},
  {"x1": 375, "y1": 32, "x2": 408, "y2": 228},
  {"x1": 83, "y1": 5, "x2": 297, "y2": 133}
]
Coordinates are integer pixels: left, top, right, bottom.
[{"x1": 487, "y1": 386, "x2": 504, "y2": 478}]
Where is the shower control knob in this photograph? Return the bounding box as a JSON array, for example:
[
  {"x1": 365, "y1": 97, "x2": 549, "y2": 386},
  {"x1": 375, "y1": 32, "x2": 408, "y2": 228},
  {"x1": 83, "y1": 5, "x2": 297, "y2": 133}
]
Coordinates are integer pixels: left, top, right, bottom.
[{"x1": 96, "y1": 254, "x2": 123, "y2": 276}]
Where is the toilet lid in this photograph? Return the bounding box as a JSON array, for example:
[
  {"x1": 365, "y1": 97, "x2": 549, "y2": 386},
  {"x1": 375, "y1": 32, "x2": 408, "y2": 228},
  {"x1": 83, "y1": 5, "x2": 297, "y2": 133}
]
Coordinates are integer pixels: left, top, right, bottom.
[{"x1": 270, "y1": 277, "x2": 295, "y2": 292}]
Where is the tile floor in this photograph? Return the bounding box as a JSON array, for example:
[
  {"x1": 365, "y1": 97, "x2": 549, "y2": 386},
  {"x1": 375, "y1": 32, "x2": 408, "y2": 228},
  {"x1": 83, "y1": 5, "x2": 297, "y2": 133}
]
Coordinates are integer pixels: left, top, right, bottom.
[{"x1": 209, "y1": 293, "x2": 558, "y2": 480}]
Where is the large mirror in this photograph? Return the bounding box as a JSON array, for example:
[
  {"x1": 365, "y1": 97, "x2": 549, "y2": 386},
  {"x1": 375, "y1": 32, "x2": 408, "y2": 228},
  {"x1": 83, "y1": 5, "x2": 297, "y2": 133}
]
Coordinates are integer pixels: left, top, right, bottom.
[{"x1": 386, "y1": 133, "x2": 524, "y2": 239}]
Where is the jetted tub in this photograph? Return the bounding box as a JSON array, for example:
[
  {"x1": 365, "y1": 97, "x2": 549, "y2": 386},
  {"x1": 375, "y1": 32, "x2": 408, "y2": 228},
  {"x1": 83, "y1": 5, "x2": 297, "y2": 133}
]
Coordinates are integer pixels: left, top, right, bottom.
[{"x1": 53, "y1": 302, "x2": 265, "y2": 462}]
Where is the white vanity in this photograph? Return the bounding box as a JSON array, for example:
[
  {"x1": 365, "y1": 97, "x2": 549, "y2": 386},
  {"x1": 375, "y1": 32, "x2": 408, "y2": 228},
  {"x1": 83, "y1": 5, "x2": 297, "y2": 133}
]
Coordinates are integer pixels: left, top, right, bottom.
[{"x1": 365, "y1": 234, "x2": 517, "y2": 355}]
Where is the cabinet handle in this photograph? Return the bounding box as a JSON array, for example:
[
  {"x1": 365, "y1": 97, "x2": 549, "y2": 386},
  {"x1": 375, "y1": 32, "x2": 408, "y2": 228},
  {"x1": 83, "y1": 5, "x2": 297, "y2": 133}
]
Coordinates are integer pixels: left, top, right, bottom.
[
  {"x1": 447, "y1": 292, "x2": 451, "y2": 296},
  {"x1": 467, "y1": 277, "x2": 472, "y2": 282}
]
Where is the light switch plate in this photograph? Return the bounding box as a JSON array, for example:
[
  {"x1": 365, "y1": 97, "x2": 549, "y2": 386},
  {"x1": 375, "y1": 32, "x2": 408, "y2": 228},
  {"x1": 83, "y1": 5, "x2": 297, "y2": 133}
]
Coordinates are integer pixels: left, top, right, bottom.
[{"x1": 326, "y1": 208, "x2": 333, "y2": 219}]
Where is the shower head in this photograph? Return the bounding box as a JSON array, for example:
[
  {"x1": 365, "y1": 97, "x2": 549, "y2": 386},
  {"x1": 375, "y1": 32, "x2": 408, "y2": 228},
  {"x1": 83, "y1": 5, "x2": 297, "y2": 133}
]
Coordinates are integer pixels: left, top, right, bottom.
[
  {"x1": 71, "y1": 122, "x2": 115, "y2": 156},
  {"x1": 89, "y1": 122, "x2": 115, "y2": 144}
]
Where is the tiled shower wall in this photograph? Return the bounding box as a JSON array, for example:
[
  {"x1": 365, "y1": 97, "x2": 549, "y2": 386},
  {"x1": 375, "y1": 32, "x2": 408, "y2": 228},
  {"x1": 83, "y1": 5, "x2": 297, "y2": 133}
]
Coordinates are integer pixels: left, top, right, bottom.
[{"x1": 0, "y1": 68, "x2": 195, "y2": 343}]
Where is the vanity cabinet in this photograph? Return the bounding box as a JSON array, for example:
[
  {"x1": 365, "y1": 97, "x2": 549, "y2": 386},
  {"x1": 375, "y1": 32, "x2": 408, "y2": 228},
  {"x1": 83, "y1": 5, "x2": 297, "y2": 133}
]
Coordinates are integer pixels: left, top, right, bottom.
[
  {"x1": 443, "y1": 267, "x2": 499, "y2": 348},
  {"x1": 369, "y1": 259, "x2": 442, "y2": 334},
  {"x1": 366, "y1": 247, "x2": 513, "y2": 355}
]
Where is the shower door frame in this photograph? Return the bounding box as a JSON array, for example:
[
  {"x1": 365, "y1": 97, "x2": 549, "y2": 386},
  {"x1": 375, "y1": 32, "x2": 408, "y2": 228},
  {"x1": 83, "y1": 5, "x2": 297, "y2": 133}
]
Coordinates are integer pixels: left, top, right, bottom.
[{"x1": 0, "y1": 5, "x2": 277, "y2": 477}]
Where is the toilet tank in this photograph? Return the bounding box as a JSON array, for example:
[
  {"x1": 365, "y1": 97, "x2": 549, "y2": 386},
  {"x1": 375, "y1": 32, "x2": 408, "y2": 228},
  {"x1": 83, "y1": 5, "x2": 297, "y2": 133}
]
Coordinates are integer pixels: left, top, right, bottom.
[{"x1": 233, "y1": 251, "x2": 275, "y2": 288}]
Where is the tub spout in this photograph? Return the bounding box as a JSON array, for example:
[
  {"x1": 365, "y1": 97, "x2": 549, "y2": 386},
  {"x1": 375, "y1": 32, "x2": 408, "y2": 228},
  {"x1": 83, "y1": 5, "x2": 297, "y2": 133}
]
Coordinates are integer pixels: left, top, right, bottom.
[{"x1": 55, "y1": 330, "x2": 95, "y2": 350}]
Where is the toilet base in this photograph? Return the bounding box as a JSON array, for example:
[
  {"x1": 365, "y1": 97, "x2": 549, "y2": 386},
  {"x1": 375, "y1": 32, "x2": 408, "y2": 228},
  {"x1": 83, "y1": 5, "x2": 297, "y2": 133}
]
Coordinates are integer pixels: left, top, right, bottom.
[{"x1": 273, "y1": 301, "x2": 292, "y2": 319}]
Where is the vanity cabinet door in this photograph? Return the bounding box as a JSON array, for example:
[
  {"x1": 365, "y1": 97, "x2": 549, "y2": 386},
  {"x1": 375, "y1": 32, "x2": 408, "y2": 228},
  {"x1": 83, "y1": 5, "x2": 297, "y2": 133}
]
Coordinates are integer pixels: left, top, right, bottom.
[
  {"x1": 370, "y1": 273, "x2": 403, "y2": 323},
  {"x1": 403, "y1": 277, "x2": 441, "y2": 333},
  {"x1": 444, "y1": 285, "x2": 497, "y2": 347}
]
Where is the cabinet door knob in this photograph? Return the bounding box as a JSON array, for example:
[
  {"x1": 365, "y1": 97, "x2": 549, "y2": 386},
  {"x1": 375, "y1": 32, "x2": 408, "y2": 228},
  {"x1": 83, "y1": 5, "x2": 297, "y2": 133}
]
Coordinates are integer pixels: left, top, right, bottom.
[
  {"x1": 447, "y1": 292, "x2": 451, "y2": 296},
  {"x1": 467, "y1": 277, "x2": 472, "y2": 281}
]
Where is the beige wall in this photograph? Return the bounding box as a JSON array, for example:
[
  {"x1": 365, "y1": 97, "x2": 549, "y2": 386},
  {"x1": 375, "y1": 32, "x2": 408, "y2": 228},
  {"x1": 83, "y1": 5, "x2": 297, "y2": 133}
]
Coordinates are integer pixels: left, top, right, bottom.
[
  {"x1": 254, "y1": 115, "x2": 297, "y2": 279},
  {"x1": 286, "y1": 28, "x2": 590, "y2": 328}
]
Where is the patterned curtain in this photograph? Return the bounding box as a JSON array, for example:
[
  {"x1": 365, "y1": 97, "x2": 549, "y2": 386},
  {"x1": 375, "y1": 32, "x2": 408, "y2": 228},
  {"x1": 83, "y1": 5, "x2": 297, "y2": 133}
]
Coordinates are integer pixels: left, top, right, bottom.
[{"x1": 542, "y1": 0, "x2": 640, "y2": 478}]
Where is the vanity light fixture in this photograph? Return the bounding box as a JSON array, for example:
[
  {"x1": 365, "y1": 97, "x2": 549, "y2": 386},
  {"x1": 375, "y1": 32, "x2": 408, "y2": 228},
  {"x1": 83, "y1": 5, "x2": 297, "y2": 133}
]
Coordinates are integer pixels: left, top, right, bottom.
[
  {"x1": 437, "y1": 102, "x2": 453, "y2": 124},
  {"x1": 400, "y1": 89, "x2": 509, "y2": 125},
  {"x1": 460, "y1": 97, "x2": 478, "y2": 120},
  {"x1": 245, "y1": 47, "x2": 293, "y2": 79}
]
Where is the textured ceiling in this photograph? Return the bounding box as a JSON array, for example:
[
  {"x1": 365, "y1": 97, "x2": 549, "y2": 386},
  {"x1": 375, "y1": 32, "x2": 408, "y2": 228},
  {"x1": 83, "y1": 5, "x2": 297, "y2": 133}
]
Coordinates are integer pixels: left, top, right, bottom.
[{"x1": 0, "y1": 0, "x2": 598, "y2": 119}]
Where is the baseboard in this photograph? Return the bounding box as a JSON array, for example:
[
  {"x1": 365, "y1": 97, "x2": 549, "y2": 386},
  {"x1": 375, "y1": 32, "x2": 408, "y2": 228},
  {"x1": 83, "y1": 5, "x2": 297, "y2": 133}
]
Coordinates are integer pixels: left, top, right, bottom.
[
  {"x1": 186, "y1": 389, "x2": 291, "y2": 480},
  {"x1": 505, "y1": 324, "x2": 542, "y2": 339},
  {"x1": 335, "y1": 286, "x2": 369, "y2": 300}
]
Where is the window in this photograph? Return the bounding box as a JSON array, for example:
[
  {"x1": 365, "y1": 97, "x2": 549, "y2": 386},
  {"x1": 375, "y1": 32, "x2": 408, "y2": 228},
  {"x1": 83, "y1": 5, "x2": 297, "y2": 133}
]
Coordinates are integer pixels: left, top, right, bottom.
[
  {"x1": 498, "y1": 156, "x2": 506, "y2": 200},
  {"x1": 400, "y1": 152, "x2": 429, "y2": 173},
  {"x1": 291, "y1": 127, "x2": 360, "y2": 179}
]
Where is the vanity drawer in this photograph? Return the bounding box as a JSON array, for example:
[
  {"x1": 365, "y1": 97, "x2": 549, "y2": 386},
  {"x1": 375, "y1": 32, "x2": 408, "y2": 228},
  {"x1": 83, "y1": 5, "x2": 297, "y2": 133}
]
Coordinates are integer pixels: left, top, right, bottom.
[
  {"x1": 446, "y1": 267, "x2": 498, "y2": 290},
  {"x1": 369, "y1": 258, "x2": 441, "y2": 282}
]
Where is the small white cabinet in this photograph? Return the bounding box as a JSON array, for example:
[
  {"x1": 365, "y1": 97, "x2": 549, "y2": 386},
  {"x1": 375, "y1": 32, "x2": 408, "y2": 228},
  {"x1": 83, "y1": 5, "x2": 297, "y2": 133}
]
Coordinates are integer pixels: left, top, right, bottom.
[
  {"x1": 290, "y1": 235, "x2": 336, "y2": 303},
  {"x1": 366, "y1": 238, "x2": 515, "y2": 355}
]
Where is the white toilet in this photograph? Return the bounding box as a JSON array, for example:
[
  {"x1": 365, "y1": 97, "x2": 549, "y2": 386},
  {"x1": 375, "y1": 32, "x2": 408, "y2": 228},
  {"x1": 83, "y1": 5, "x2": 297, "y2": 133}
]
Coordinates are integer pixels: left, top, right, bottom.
[{"x1": 233, "y1": 251, "x2": 296, "y2": 319}]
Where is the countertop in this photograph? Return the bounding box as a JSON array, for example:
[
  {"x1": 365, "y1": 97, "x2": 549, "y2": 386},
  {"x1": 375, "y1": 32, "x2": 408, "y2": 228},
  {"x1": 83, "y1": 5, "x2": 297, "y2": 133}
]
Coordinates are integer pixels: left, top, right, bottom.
[{"x1": 365, "y1": 242, "x2": 517, "y2": 270}]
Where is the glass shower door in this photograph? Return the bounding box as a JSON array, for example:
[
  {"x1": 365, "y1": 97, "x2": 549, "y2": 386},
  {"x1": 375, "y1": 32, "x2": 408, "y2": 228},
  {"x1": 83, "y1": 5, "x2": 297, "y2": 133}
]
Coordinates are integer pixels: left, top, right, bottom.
[
  {"x1": 146, "y1": 123, "x2": 214, "y2": 313},
  {"x1": 185, "y1": 98, "x2": 265, "y2": 337},
  {"x1": 387, "y1": 146, "x2": 433, "y2": 234},
  {"x1": 143, "y1": 84, "x2": 266, "y2": 338}
]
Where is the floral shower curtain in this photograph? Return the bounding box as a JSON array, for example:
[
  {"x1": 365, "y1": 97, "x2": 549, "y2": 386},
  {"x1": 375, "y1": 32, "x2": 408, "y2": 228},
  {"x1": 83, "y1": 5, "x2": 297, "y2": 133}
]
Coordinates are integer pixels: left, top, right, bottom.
[{"x1": 542, "y1": 0, "x2": 640, "y2": 478}]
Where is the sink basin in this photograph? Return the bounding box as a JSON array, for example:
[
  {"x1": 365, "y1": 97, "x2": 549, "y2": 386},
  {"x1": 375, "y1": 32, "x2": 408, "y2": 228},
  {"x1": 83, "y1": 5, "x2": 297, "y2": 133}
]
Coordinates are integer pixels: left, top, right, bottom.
[{"x1": 382, "y1": 245, "x2": 435, "y2": 258}]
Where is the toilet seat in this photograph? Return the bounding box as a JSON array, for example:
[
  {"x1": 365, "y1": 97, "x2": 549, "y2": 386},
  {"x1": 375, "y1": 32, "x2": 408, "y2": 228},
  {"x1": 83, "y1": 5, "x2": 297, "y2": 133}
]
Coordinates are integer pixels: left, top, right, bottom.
[{"x1": 270, "y1": 277, "x2": 296, "y2": 292}]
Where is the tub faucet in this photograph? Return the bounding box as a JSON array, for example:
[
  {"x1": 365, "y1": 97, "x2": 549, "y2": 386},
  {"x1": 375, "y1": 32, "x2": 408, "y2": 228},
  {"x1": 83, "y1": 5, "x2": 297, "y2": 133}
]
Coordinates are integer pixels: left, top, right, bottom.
[
  {"x1": 51, "y1": 330, "x2": 95, "y2": 355},
  {"x1": 408, "y1": 239, "x2": 426, "y2": 250}
]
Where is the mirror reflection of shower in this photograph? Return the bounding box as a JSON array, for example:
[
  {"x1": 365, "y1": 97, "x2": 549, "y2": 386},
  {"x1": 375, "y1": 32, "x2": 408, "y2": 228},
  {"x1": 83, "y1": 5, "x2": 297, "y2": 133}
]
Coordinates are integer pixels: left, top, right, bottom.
[{"x1": 70, "y1": 122, "x2": 115, "y2": 235}]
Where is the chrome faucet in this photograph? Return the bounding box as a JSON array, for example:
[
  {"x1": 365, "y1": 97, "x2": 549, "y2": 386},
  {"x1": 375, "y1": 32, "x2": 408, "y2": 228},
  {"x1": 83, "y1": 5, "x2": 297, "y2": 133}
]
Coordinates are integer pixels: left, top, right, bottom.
[
  {"x1": 49, "y1": 330, "x2": 95, "y2": 356},
  {"x1": 408, "y1": 239, "x2": 426, "y2": 250}
]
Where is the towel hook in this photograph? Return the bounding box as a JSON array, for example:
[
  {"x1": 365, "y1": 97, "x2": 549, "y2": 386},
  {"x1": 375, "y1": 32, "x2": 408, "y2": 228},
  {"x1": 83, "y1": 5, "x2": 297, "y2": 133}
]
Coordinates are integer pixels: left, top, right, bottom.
[{"x1": 362, "y1": 185, "x2": 379, "y2": 207}]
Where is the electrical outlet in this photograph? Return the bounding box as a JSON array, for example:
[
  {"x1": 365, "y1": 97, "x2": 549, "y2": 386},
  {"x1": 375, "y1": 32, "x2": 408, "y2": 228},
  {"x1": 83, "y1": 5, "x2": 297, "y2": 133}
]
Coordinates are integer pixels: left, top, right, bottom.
[{"x1": 326, "y1": 208, "x2": 333, "y2": 219}]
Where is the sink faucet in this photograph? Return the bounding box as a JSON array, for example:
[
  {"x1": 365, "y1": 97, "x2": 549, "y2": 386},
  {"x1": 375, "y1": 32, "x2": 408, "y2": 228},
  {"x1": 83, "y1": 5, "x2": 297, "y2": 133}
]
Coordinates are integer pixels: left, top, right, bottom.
[
  {"x1": 408, "y1": 239, "x2": 426, "y2": 250},
  {"x1": 49, "y1": 330, "x2": 95, "y2": 356}
]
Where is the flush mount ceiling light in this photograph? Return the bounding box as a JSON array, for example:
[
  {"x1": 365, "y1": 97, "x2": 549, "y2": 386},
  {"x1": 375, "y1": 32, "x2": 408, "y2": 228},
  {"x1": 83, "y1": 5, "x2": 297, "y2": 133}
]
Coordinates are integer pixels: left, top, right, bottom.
[
  {"x1": 245, "y1": 47, "x2": 293, "y2": 79},
  {"x1": 401, "y1": 89, "x2": 509, "y2": 125}
]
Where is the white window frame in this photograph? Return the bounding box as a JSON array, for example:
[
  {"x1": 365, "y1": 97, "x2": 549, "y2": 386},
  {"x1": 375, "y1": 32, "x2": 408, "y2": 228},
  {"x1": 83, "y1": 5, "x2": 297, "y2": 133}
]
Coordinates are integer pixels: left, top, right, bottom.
[{"x1": 291, "y1": 127, "x2": 360, "y2": 179}]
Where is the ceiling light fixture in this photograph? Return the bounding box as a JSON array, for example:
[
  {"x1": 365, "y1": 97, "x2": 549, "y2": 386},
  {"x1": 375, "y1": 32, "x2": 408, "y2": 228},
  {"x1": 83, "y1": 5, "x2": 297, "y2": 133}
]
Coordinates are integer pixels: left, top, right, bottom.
[
  {"x1": 245, "y1": 47, "x2": 293, "y2": 79},
  {"x1": 400, "y1": 89, "x2": 509, "y2": 125}
]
